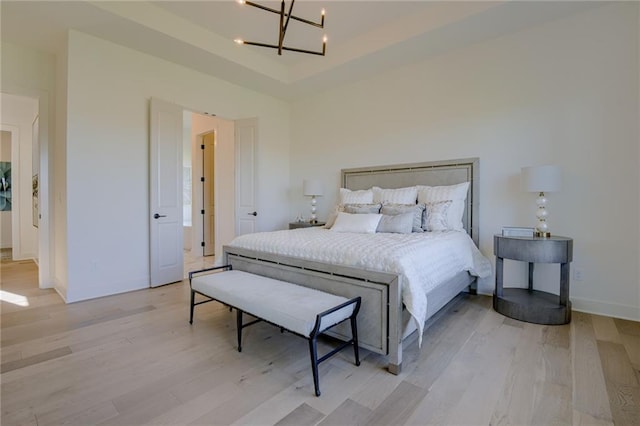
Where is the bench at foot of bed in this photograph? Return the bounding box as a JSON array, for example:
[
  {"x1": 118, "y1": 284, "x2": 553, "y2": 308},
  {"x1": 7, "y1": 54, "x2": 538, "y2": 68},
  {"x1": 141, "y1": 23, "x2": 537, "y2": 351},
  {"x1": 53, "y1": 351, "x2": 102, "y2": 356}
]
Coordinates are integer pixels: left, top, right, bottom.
[{"x1": 189, "y1": 265, "x2": 361, "y2": 397}]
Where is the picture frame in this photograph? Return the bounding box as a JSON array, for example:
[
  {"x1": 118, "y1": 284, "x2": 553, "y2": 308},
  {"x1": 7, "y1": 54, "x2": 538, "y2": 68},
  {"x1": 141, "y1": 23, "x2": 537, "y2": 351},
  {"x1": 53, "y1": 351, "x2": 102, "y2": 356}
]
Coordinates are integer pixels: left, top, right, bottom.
[{"x1": 502, "y1": 226, "x2": 535, "y2": 238}]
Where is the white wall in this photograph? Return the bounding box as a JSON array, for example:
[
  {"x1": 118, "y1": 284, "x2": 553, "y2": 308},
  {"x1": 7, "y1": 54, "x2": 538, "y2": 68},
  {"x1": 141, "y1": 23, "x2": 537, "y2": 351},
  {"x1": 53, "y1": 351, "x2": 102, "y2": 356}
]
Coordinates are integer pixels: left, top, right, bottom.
[
  {"x1": 63, "y1": 30, "x2": 290, "y2": 302},
  {"x1": 54, "y1": 40, "x2": 69, "y2": 297},
  {"x1": 290, "y1": 3, "x2": 640, "y2": 320},
  {"x1": 0, "y1": 93, "x2": 39, "y2": 260}
]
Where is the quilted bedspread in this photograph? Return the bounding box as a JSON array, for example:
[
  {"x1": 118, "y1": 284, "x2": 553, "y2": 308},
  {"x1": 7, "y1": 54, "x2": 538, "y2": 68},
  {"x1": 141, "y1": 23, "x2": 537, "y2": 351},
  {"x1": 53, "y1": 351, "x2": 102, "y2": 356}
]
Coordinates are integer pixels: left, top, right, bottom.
[{"x1": 226, "y1": 228, "x2": 492, "y2": 342}]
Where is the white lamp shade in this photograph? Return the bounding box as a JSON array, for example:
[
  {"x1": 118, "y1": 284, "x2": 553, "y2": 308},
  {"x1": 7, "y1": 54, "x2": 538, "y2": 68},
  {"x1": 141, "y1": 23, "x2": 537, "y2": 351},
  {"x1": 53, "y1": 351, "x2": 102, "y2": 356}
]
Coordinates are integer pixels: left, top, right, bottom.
[
  {"x1": 521, "y1": 165, "x2": 561, "y2": 193},
  {"x1": 303, "y1": 179, "x2": 324, "y2": 196}
]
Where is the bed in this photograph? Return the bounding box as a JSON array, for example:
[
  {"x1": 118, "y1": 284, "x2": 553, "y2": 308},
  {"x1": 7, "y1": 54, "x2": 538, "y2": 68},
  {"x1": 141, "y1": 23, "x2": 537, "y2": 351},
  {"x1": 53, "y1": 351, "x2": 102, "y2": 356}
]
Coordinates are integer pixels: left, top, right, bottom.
[{"x1": 222, "y1": 157, "x2": 491, "y2": 374}]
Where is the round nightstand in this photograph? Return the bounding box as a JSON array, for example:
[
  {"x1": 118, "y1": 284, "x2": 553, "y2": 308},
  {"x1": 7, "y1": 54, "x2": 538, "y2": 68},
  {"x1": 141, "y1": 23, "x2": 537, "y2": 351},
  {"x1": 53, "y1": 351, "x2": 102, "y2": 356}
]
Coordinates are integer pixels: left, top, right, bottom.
[{"x1": 493, "y1": 234, "x2": 573, "y2": 325}]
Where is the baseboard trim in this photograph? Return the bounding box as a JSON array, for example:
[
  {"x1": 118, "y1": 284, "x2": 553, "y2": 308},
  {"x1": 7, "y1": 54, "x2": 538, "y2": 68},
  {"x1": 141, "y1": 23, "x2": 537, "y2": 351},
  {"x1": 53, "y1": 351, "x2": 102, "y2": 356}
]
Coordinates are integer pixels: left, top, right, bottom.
[
  {"x1": 54, "y1": 277, "x2": 68, "y2": 302},
  {"x1": 571, "y1": 297, "x2": 640, "y2": 322},
  {"x1": 65, "y1": 276, "x2": 150, "y2": 304}
]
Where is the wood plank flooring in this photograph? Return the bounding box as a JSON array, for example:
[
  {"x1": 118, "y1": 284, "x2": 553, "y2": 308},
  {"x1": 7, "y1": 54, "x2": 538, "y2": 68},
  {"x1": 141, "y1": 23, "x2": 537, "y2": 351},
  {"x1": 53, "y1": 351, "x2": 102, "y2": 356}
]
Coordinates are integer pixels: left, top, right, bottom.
[{"x1": 2, "y1": 259, "x2": 639, "y2": 425}]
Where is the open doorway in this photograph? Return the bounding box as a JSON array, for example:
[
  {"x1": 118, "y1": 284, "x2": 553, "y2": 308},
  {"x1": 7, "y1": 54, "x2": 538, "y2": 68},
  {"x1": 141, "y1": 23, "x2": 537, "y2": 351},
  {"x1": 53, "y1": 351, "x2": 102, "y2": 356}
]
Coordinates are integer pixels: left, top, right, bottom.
[
  {"x1": 150, "y1": 98, "x2": 252, "y2": 285},
  {"x1": 182, "y1": 112, "x2": 227, "y2": 275},
  {"x1": 182, "y1": 115, "x2": 258, "y2": 275},
  {"x1": 0, "y1": 130, "x2": 12, "y2": 260},
  {"x1": 0, "y1": 94, "x2": 39, "y2": 264}
]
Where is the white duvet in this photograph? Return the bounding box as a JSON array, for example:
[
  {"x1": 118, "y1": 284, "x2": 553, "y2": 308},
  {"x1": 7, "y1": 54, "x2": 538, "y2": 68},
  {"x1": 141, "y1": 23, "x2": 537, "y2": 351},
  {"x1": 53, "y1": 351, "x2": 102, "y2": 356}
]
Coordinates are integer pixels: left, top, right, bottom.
[{"x1": 226, "y1": 228, "x2": 492, "y2": 343}]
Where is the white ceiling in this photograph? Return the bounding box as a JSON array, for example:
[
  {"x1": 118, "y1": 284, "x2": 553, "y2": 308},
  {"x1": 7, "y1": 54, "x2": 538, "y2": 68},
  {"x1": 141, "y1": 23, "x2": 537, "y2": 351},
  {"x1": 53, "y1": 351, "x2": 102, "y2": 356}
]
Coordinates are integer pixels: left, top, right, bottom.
[{"x1": 1, "y1": 1, "x2": 605, "y2": 100}]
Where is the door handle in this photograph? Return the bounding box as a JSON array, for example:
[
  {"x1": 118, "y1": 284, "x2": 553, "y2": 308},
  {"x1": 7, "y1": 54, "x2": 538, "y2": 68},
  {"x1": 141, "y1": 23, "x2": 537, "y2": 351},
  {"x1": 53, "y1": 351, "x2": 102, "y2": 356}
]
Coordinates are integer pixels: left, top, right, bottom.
[
  {"x1": 247, "y1": 211, "x2": 257, "y2": 216},
  {"x1": 153, "y1": 213, "x2": 167, "y2": 219}
]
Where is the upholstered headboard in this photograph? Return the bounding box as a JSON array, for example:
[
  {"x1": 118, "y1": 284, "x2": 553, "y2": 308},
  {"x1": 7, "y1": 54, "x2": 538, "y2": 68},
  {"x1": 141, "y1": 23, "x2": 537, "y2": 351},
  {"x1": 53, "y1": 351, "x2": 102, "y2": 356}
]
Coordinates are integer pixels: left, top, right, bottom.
[{"x1": 341, "y1": 158, "x2": 480, "y2": 247}]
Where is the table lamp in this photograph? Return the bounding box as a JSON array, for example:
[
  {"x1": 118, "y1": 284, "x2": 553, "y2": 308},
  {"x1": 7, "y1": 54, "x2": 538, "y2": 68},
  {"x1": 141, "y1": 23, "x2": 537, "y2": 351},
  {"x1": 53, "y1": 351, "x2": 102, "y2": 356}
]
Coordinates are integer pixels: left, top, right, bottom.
[
  {"x1": 303, "y1": 179, "x2": 324, "y2": 224},
  {"x1": 521, "y1": 165, "x2": 561, "y2": 238}
]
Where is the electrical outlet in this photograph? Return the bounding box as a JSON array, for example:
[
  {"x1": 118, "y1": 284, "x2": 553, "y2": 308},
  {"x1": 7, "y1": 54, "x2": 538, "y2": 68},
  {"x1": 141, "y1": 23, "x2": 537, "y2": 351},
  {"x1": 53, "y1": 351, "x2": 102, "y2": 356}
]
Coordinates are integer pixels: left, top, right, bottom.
[{"x1": 573, "y1": 268, "x2": 583, "y2": 282}]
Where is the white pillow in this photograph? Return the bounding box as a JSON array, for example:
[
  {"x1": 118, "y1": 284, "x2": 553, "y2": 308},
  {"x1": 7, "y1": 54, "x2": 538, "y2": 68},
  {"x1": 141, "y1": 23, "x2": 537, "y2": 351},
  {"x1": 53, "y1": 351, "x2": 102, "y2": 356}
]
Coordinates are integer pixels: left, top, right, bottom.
[
  {"x1": 330, "y1": 212, "x2": 382, "y2": 234},
  {"x1": 372, "y1": 186, "x2": 418, "y2": 204},
  {"x1": 422, "y1": 201, "x2": 453, "y2": 232},
  {"x1": 339, "y1": 188, "x2": 374, "y2": 204},
  {"x1": 417, "y1": 182, "x2": 469, "y2": 231}
]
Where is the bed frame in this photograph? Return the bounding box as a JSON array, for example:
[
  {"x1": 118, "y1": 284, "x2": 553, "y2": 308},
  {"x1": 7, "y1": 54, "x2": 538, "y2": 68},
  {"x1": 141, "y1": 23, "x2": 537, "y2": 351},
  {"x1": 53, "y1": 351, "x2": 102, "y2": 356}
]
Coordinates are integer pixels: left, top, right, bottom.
[{"x1": 223, "y1": 157, "x2": 480, "y2": 374}]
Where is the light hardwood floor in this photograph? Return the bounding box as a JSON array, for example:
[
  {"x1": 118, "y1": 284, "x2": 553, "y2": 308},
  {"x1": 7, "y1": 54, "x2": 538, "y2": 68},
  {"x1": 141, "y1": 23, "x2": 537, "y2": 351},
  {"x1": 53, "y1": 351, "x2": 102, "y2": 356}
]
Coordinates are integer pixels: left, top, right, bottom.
[
  {"x1": 1, "y1": 259, "x2": 639, "y2": 426},
  {"x1": 183, "y1": 251, "x2": 216, "y2": 279}
]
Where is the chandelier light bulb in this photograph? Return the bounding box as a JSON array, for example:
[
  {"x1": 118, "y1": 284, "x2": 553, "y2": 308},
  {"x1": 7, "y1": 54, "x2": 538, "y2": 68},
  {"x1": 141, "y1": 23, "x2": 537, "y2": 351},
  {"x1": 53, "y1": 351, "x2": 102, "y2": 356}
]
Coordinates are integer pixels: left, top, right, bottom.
[{"x1": 234, "y1": 38, "x2": 244, "y2": 45}]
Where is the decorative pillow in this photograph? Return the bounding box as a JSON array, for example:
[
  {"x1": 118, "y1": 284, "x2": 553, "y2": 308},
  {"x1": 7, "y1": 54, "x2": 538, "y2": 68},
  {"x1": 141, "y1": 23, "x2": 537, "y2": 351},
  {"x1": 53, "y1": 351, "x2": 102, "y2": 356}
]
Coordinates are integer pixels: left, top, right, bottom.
[
  {"x1": 330, "y1": 212, "x2": 382, "y2": 234},
  {"x1": 339, "y1": 188, "x2": 374, "y2": 205},
  {"x1": 372, "y1": 186, "x2": 418, "y2": 205},
  {"x1": 380, "y1": 203, "x2": 425, "y2": 233},
  {"x1": 417, "y1": 182, "x2": 469, "y2": 231},
  {"x1": 324, "y1": 204, "x2": 345, "y2": 228},
  {"x1": 422, "y1": 201, "x2": 453, "y2": 231},
  {"x1": 343, "y1": 203, "x2": 382, "y2": 214},
  {"x1": 376, "y1": 212, "x2": 414, "y2": 234}
]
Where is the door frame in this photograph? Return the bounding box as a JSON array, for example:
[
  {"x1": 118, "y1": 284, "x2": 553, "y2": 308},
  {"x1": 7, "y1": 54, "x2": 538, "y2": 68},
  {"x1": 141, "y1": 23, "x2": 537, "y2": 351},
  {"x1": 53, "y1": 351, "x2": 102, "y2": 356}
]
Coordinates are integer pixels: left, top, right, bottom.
[{"x1": 0, "y1": 90, "x2": 53, "y2": 289}]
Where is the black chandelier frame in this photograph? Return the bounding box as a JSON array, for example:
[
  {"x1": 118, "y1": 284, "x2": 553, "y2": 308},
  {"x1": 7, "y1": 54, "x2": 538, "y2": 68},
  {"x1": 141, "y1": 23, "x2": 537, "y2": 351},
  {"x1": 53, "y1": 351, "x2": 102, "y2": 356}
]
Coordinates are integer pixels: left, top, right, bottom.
[{"x1": 236, "y1": 0, "x2": 326, "y2": 56}]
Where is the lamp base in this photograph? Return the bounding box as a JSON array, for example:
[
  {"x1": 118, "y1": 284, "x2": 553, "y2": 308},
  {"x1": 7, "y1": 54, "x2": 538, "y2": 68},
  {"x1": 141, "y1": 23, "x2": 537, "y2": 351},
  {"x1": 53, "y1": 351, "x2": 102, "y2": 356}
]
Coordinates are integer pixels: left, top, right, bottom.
[{"x1": 534, "y1": 191, "x2": 551, "y2": 239}]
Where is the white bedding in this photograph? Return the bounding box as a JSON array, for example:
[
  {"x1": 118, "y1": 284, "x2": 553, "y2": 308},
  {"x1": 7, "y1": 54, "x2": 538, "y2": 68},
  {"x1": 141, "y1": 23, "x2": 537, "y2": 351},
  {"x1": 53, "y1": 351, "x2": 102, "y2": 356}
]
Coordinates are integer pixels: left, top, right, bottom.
[{"x1": 225, "y1": 228, "x2": 492, "y2": 343}]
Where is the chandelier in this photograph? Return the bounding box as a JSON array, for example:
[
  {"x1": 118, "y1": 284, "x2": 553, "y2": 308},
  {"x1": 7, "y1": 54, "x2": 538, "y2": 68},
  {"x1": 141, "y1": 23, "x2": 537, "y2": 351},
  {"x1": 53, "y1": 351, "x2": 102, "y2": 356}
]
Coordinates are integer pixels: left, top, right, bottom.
[{"x1": 235, "y1": 0, "x2": 327, "y2": 56}]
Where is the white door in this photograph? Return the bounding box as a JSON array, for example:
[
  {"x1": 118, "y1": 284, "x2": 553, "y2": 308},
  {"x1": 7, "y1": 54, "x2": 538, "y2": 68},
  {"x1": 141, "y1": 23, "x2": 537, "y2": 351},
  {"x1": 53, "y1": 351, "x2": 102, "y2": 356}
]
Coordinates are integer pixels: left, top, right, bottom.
[
  {"x1": 202, "y1": 132, "x2": 215, "y2": 256},
  {"x1": 235, "y1": 118, "x2": 258, "y2": 236},
  {"x1": 150, "y1": 98, "x2": 184, "y2": 287}
]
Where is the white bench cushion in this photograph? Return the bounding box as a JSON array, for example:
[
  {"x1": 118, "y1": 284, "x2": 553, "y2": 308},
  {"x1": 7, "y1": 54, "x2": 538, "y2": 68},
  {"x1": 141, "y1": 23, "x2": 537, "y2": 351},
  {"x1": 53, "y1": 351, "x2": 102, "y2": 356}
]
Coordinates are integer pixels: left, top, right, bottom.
[{"x1": 191, "y1": 270, "x2": 355, "y2": 337}]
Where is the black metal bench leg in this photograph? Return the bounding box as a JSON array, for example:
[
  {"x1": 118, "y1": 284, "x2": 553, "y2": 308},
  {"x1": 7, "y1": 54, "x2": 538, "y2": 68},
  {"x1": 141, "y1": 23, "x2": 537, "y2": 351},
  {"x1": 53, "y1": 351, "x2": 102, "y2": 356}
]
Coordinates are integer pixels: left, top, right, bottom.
[
  {"x1": 189, "y1": 290, "x2": 195, "y2": 324},
  {"x1": 351, "y1": 315, "x2": 360, "y2": 366},
  {"x1": 308, "y1": 337, "x2": 321, "y2": 396},
  {"x1": 237, "y1": 310, "x2": 243, "y2": 352}
]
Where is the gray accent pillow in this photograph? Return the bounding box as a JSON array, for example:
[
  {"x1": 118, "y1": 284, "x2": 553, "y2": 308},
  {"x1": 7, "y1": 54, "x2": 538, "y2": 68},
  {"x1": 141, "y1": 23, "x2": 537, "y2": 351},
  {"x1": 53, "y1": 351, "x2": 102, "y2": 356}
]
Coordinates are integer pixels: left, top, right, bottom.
[
  {"x1": 376, "y1": 212, "x2": 414, "y2": 234},
  {"x1": 380, "y1": 204, "x2": 425, "y2": 233},
  {"x1": 343, "y1": 203, "x2": 382, "y2": 214}
]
